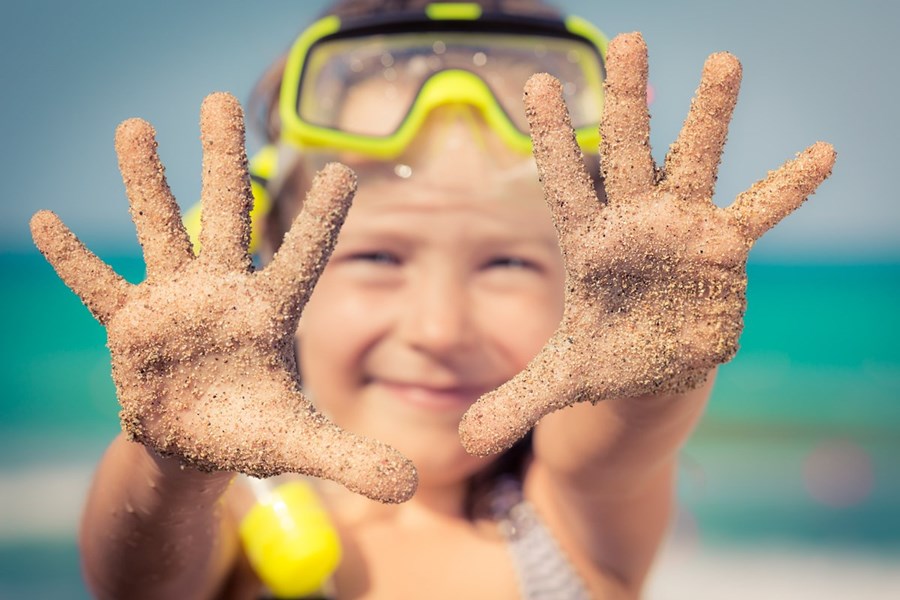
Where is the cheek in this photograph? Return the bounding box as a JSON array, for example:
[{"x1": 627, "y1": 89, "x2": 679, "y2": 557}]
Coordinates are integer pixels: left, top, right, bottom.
[
  {"x1": 295, "y1": 272, "x2": 386, "y2": 399},
  {"x1": 476, "y1": 274, "x2": 566, "y2": 371}
]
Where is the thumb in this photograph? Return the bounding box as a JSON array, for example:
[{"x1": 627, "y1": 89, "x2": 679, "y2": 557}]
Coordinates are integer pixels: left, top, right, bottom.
[
  {"x1": 277, "y1": 411, "x2": 419, "y2": 504},
  {"x1": 459, "y1": 332, "x2": 588, "y2": 456}
]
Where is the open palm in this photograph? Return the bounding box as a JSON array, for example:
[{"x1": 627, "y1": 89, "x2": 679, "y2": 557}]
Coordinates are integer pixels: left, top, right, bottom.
[
  {"x1": 460, "y1": 33, "x2": 835, "y2": 455},
  {"x1": 31, "y1": 93, "x2": 416, "y2": 503}
]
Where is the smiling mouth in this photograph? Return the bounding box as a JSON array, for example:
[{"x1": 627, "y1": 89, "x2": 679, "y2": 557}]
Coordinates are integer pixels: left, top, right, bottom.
[{"x1": 378, "y1": 381, "x2": 487, "y2": 411}]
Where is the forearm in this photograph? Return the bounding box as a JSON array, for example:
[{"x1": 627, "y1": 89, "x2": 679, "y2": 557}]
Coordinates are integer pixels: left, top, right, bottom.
[
  {"x1": 533, "y1": 369, "x2": 715, "y2": 495},
  {"x1": 528, "y1": 371, "x2": 714, "y2": 593},
  {"x1": 526, "y1": 456, "x2": 676, "y2": 597},
  {"x1": 80, "y1": 433, "x2": 239, "y2": 600}
]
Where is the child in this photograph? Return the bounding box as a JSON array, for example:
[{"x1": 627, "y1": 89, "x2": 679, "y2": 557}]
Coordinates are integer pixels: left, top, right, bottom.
[{"x1": 29, "y1": 1, "x2": 835, "y2": 598}]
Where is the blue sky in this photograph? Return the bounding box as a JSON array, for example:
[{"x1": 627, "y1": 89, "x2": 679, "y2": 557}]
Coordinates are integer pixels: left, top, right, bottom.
[{"x1": 2, "y1": 0, "x2": 895, "y2": 261}]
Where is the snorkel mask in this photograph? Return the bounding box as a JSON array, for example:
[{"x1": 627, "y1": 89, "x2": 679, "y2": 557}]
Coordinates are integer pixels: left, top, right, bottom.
[{"x1": 184, "y1": 2, "x2": 608, "y2": 253}]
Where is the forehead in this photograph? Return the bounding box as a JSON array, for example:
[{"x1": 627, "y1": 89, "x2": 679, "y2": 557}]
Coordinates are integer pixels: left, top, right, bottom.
[{"x1": 339, "y1": 171, "x2": 556, "y2": 240}]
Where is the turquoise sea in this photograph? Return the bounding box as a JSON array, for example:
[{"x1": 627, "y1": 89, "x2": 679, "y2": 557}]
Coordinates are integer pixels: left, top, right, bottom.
[{"x1": 1, "y1": 254, "x2": 899, "y2": 597}]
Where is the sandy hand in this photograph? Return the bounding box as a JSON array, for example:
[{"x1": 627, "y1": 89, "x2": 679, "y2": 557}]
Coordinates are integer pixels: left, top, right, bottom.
[
  {"x1": 30, "y1": 93, "x2": 416, "y2": 503},
  {"x1": 460, "y1": 32, "x2": 836, "y2": 455}
]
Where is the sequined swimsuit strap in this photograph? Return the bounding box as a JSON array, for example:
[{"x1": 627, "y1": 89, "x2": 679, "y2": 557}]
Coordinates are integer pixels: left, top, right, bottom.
[{"x1": 492, "y1": 477, "x2": 591, "y2": 600}]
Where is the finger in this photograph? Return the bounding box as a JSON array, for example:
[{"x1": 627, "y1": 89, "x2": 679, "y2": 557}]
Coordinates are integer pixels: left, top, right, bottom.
[
  {"x1": 600, "y1": 32, "x2": 657, "y2": 202},
  {"x1": 30, "y1": 211, "x2": 131, "y2": 325},
  {"x1": 662, "y1": 52, "x2": 742, "y2": 203},
  {"x1": 460, "y1": 331, "x2": 584, "y2": 456},
  {"x1": 524, "y1": 73, "x2": 601, "y2": 252},
  {"x1": 259, "y1": 163, "x2": 356, "y2": 314},
  {"x1": 727, "y1": 141, "x2": 836, "y2": 241},
  {"x1": 198, "y1": 92, "x2": 253, "y2": 272},
  {"x1": 115, "y1": 119, "x2": 193, "y2": 280}
]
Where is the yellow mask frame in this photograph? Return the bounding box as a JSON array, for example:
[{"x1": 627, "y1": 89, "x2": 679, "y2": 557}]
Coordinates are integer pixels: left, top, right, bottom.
[
  {"x1": 279, "y1": 8, "x2": 607, "y2": 159},
  {"x1": 185, "y1": 4, "x2": 608, "y2": 254}
]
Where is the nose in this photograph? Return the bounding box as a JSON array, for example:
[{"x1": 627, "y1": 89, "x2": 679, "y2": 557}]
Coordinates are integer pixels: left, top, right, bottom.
[
  {"x1": 416, "y1": 103, "x2": 489, "y2": 148},
  {"x1": 397, "y1": 265, "x2": 477, "y2": 358}
]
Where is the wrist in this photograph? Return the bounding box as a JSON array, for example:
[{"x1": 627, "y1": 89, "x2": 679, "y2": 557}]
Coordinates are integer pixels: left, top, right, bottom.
[
  {"x1": 610, "y1": 368, "x2": 716, "y2": 425},
  {"x1": 125, "y1": 436, "x2": 236, "y2": 507},
  {"x1": 654, "y1": 367, "x2": 711, "y2": 396}
]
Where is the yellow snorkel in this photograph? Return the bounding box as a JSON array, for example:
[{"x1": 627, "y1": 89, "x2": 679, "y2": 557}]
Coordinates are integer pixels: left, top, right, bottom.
[{"x1": 240, "y1": 477, "x2": 342, "y2": 598}]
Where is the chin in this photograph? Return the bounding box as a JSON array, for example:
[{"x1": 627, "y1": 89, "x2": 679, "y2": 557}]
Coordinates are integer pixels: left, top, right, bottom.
[
  {"x1": 405, "y1": 435, "x2": 496, "y2": 488},
  {"x1": 353, "y1": 414, "x2": 495, "y2": 488},
  {"x1": 316, "y1": 387, "x2": 500, "y2": 488}
]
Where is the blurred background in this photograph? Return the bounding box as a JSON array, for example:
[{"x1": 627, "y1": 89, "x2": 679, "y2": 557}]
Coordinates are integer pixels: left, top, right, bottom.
[{"x1": 1, "y1": 1, "x2": 897, "y2": 598}]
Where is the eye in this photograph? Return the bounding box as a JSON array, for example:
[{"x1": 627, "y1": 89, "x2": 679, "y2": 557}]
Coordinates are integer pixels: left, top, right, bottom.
[
  {"x1": 484, "y1": 256, "x2": 536, "y2": 270},
  {"x1": 349, "y1": 251, "x2": 401, "y2": 265}
]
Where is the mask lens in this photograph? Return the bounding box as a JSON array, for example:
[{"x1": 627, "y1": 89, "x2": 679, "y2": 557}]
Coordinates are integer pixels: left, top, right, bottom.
[
  {"x1": 300, "y1": 35, "x2": 421, "y2": 135},
  {"x1": 298, "y1": 32, "x2": 604, "y2": 138},
  {"x1": 475, "y1": 36, "x2": 604, "y2": 132}
]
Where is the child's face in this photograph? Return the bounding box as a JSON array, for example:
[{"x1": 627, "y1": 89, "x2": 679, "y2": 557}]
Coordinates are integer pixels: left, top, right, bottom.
[{"x1": 290, "y1": 98, "x2": 566, "y2": 487}]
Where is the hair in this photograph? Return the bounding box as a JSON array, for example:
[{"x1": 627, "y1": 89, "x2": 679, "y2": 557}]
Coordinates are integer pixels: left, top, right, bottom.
[{"x1": 252, "y1": 0, "x2": 561, "y2": 518}]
